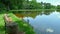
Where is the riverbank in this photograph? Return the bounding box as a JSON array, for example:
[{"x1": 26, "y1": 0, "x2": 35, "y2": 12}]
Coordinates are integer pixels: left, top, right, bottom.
[
  {"x1": 10, "y1": 9, "x2": 56, "y2": 12},
  {"x1": 0, "y1": 12, "x2": 35, "y2": 34}
]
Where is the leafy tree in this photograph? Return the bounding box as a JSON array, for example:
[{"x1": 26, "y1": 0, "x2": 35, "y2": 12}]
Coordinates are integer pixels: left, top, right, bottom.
[
  {"x1": 0, "y1": 0, "x2": 24, "y2": 10},
  {"x1": 57, "y1": 5, "x2": 60, "y2": 9},
  {"x1": 44, "y1": 3, "x2": 51, "y2": 9},
  {"x1": 51, "y1": 5, "x2": 56, "y2": 9}
]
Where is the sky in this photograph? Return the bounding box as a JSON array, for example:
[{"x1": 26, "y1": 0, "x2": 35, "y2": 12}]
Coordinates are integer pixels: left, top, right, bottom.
[{"x1": 36, "y1": 0, "x2": 60, "y2": 6}]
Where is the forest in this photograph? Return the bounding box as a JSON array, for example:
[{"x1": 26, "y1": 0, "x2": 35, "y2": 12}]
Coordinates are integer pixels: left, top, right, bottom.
[{"x1": 0, "y1": 0, "x2": 60, "y2": 10}]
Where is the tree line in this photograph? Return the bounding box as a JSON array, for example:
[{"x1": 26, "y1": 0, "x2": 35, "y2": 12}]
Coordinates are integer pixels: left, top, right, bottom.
[{"x1": 0, "y1": 0, "x2": 60, "y2": 10}]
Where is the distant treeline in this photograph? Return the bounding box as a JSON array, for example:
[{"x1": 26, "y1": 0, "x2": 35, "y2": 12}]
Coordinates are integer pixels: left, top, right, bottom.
[{"x1": 0, "y1": 0, "x2": 60, "y2": 10}]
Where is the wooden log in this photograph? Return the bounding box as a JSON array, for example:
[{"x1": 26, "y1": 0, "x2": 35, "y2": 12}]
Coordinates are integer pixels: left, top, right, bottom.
[{"x1": 6, "y1": 22, "x2": 18, "y2": 34}]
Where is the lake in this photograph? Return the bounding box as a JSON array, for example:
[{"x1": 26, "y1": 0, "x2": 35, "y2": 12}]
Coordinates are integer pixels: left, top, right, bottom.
[{"x1": 14, "y1": 10, "x2": 60, "y2": 34}]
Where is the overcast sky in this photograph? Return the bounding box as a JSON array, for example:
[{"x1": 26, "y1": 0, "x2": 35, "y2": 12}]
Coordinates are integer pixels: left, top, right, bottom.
[{"x1": 36, "y1": 0, "x2": 60, "y2": 6}]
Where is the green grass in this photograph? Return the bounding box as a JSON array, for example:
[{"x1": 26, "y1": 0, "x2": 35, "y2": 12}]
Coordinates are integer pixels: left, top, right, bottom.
[
  {"x1": 10, "y1": 9, "x2": 56, "y2": 12},
  {"x1": 0, "y1": 12, "x2": 35, "y2": 34},
  {"x1": 0, "y1": 14, "x2": 5, "y2": 26},
  {"x1": 0, "y1": 13, "x2": 5, "y2": 34}
]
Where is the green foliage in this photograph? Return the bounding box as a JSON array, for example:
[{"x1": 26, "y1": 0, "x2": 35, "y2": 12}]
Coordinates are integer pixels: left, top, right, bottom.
[
  {"x1": 0, "y1": 2, "x2": 6, "y2": 10},
  {"x1": 43, "y1": 3, "x2": 51, "y2": 9},
  {"x1": 57, "y1": 5, "x2": 60, "y2": 9},
  {"x1": 0, "y1": 0, "x2": 24, "y2": 10},
  {"x1": 0, "y1": 0, "x2": 58, "y2": 10},
  {"x1": 51, "y1": 5, "x2": 56, "y2": 9}
]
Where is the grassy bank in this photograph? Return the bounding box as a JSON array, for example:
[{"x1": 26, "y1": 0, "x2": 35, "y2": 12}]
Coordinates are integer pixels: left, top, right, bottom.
[
  {"x1": 10, "y1": 9, "x2": 56, "y2": 12},
  {"x1": 0, "y1": 12, "x2": 35, "y2": 34},
  {"x1": 0, "y1": 13, "x2": 5, "y2": 34}
]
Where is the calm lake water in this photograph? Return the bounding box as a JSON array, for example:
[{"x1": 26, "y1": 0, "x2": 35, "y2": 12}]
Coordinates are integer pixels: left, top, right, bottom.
[{"x1": 14, "y1": 10, "x2": 60, "y2": 34}]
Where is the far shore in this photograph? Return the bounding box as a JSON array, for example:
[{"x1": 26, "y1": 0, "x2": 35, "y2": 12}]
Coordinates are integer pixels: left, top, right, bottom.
[{"x1": 9, "y1": 9, "x2": 60, "y2": 11}]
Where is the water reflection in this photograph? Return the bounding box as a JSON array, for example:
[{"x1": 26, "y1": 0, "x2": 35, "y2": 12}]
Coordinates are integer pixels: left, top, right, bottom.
[
  {"x1": 56, "y1": 10, "x2": 60, "y2": 12},
  {"x1": 42, "y1": 10, "x2": 54, "y2": 15},
  {"x1": 14, "y1": 10, "x2": 56, "y2": 18},
  {"x1": 14, "y1": 10, "x2": 60, "y2": 34}
]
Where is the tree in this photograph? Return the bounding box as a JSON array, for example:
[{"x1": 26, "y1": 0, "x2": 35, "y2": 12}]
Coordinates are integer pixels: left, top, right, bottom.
[
  {"x1": 57, "y1": 5, "x2": 60, "y2": 9},
  {"x1": 0, "y1": 0, "x2": 57, "y2": 10},
  {"x1": 51, "y1": 5, "x2": 56, "y2": 9},
  {"x1": 0, "y1": 0, "x2": 24, "y2": 10},
  {"x1": 44, "y1": 3, "x2": 51, "y2": 9}
]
